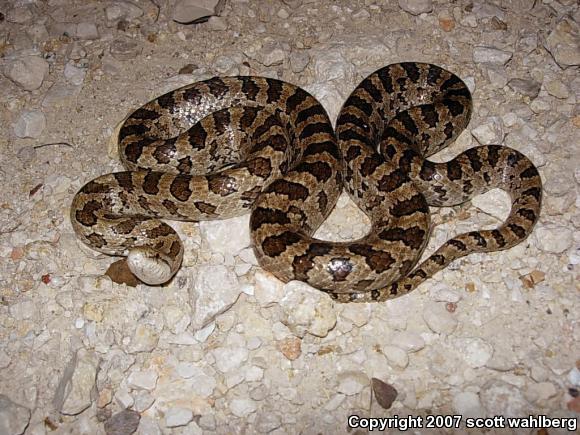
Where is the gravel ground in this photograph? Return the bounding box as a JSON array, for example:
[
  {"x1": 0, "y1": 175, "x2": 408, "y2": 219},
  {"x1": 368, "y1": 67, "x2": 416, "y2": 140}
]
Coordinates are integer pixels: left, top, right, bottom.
[{"x1": 0, "y1": 0, "x2": 579, "y2": 434}]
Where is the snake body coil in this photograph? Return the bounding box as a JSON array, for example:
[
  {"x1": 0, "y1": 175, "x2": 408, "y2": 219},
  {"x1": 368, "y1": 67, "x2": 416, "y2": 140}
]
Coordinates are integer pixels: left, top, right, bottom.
[{"x1": 71, "y1": 63, "x2": 542, "y2": 302}]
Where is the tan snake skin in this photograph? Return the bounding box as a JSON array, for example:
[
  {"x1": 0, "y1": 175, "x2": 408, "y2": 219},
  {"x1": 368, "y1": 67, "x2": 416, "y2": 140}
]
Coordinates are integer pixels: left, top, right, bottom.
[{"x1": 70, "y1": 63, "x2": 542, "y2": 302}]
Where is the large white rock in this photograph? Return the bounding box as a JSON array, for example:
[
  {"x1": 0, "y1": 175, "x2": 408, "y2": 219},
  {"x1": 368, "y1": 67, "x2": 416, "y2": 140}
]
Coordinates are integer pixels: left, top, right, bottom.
[
  {"x1": 533, "y1": 225, "x2": 573, "y2": 254},
  {"x1": 190, "y1": 264, "x2": 241, "y2": 330},
  {"x1": 544, "y1": 16, "x2": 580, "y2": 67},
  {"x1": 199, "y1": 215, "x2": 250, "y2": 256},
  {"x1": 279, "y1": 281, "x2": 337, "y2": 338},
  {"x1": 53, "y1": 349, "x2": 99, "y2": 415}
]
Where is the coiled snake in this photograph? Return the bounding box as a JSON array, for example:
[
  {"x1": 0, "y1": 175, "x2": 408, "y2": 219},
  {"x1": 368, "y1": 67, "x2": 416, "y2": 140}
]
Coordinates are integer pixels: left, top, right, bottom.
[{"x1": 71, "y1": 63, "x2": 542, "y2": 303}]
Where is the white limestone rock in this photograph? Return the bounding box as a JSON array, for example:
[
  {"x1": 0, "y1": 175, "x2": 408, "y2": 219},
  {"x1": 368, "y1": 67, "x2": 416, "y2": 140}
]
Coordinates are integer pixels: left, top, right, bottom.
[
  {"x1": 172, "y1": 0, "x2": 226, "y2": 24},
  {"x1": 175, "y1": 363, "x2": 216, "y2": 397},
  {"x1": 279, "y1": 281, "x2": 337, "y2": 338},
  {"x1": 229, "y1": 398, "x2": 258, "y2": 418},
  {"x1": 0, "y1": 395, "x2": 31, "y2": 435},
  {"x1": 544, "y1": 16, "x2": 580, "y2": 67},
  {"x1": 199, "y1": 214, "x2": 250, "y2": 256},
  {"x1": 471, "y1": 117, "x2": 504, "y2": 145},
  {"x1": 471, "y1": 188, "x2": 511, "y2": 221},
  {"x1": 76, "y1": 22, "x2": 99, "y2": 40},
  {"x1": 4, "y1": 56, "x2": 49, "y2": 91},
  {"x1": 162, "y1": 305, "x2": 191, "y2": 334},
  {"x1": 452, "y1": 391, "x2": 484, "y2": 419},
  {"x1": 390, "y1": 331, "x2": 425, "y2": 353},
  {"x1": 507, "y1": 78, "x2": 541, "y2": 98},
  {"x1": 105, "y1": 1, "x2": 144, "y2": 22},
  {"x1": 398, "y1": 0, "x2": 433, "y2": 16},
  {"x1": 337, "y1": 371, "x2": 369, "y2": 396},
  {"x1": 259, "y1": 40, "x2": 286, "y2": 66},
  {"x1": 453, "y1": 337, "x2": 493, "y2": 368},
  {"x1": 422, "y1": 303, "x2": 458, "y2": 335},
  {"x1": 164, "y1": 407, "x2": 193, "y2": 428},
  {"x1": 290, "y1": 50, "x2": 310, "y2": 73},
  {"x1": 13, "y1": 110, "x2": 46, "y2": 139},
  {"x1": 127, "y1": 324, "x2": 159, "y2": 354},
  {"x1": 480, "y1": 380, "x2": 533, "y2": 418},
  {"x1": 473, "y1": 47, "x2": 513, "y2": 65},
  {"x1": 64, "y1": 61, "x2": 87, "y2": 86},
  {"x1": 189, "y1": 264, "x2": 241, "y2": 330},
  {"x1": 533, "y1": 225, "x2": 573, "y2": 254},
  {"x1": 428, "y1": 282, "x2": 462, "y2": 303},
  {"x1": 383, "y1": 345, "x2": 409, "y2": 369},
  {"x1": 211, "y1": 346, "x2": 249, "y2": 373},
  {"x1": 53, "y1": 349, "x2": 99, "y2": 415},
  {"x1": 255, "y1": 412, "x2": 282, "y2": 433},
  {"x1": 127, "y1": 369, "x2": 159, "y2": 391}
]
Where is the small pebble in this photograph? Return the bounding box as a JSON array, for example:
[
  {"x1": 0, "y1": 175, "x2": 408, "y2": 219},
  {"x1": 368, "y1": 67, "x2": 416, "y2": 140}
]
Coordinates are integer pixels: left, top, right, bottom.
[
  {"x1": 207, "y1": 16, "x2": 228, "y2": 31},
  {"x1": 165, "y1": 407, "x2": 193, "y2": 428},
  {"x1": 383, "y1": 345, "x2": 409, "y2": 369},
  {"x1": 337, "y1": 371, "x2": 369, "y2": 396},
  {"x1": 422, "y1": 303, "x2": 458, "y2": 334},
  {"x1": 76, "y1": 22, "x2": 99, "y2": 40},
  {"x1": 4, "y1": 56, "x2": 49, "y2": 91},
  {"x1": 371, "y1": 378, "x2": 398, "y2": 409},
  {"x1": 104, "y1": 409, "x2": 140, "y2": 435},
  {"x1": 507, "y1": 78, "x2": 541, "y2": 98},
  {"x1": 290, "y1": 50, "x2": 310, "y2": 73},
  {"x1": 229, "y1": 398, "x2": 257, "y2": 418},
  {"x1": 110, "y1": 39, "x2": 143, "y2": 61},
  {"x1": 534, "y1": 225, "x2": 573, "y2": 254},
  {"x1": 473, "y1": 46, "x2": 513, "y2": 64},
  {"x1": 545, "y1": 79, "x2": 569, "y2": 99},
  {"x1": 471, "y1": 116, "x2": 504, "y2": 145},
  {"x1": 127, "y1": 370, "x2": 158, "y2": 391},
  {"x1": 390, "y1": 331, "x2": 425, "y2": 353},
  {"x1": 398, "y1": 0, "x2": 433, "y2": 16},
  {"x1": 172, "y1": 0, "x2": 224, "y2": 24},
  {"x1": 452, "y1": 392, "x2": 484, "y2": 419},
  {"x1": 13, "y1": 110, "x2": 46, "y2": 139},
  {"x1": 277, "y1": 337, "x2": 302, "y2": 360},
  {"x1": 454, "y1": 337, "x2": 493, "y2": 368}
]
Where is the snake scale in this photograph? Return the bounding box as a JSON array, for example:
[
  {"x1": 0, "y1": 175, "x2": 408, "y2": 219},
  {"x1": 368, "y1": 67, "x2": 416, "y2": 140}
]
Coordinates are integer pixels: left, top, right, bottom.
[{"x1": 71, "y1": 63, "x2": 542, "y2": 303}]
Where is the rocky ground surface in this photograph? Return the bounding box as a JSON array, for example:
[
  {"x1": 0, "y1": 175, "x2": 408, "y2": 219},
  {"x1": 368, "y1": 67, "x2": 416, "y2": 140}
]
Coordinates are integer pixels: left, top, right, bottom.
[{"x1": 0, "y1": 0, "x2": 579, "y2": 434}]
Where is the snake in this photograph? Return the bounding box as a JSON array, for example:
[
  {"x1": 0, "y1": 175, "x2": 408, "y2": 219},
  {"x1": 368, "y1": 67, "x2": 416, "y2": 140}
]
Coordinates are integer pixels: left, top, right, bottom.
[{"x1": 70, "y1": 63, "x2": 542, "y2": 303}]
